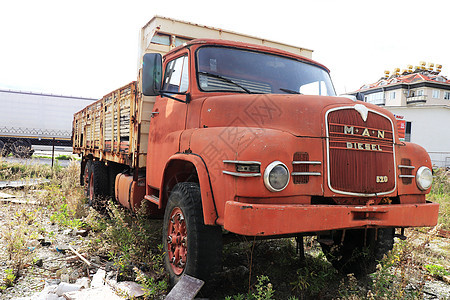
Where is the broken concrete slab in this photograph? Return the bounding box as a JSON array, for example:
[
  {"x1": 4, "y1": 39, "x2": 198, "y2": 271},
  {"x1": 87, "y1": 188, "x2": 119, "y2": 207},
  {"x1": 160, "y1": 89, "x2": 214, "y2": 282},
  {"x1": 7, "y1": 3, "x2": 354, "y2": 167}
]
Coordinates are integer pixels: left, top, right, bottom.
[
  {"x1": 90, "y1": 269, "x2": 106, "y2": 288},
  {"x1": 63, "y1": 286, "x2": 123, "y2": 300},
  {"x1": 0, "y1": 191, "x2": 16, "y2": 198},
  {"x1": 0, "y1": 178, "x2": 50, "y2": 189},
  {"x1": 115, "y1": 281, "x2": 146, "y2": 298},
  {"x1": 165, "y1": 275, "x2": 204, "y2": 300}
]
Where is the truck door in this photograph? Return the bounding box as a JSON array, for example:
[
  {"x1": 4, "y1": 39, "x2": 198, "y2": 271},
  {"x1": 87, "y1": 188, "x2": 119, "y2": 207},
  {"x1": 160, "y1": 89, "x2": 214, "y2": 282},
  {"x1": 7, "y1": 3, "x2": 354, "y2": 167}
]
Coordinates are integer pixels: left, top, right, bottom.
[{"x1": 147, "y1": 54, "x2": 189, "y2": 188}]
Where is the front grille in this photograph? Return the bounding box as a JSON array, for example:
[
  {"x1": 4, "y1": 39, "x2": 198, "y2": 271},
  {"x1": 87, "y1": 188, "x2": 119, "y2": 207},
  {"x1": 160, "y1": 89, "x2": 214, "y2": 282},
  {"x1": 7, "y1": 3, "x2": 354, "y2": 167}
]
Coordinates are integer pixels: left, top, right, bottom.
[{"x1": 327, "y1": 108, "x2": 396, "y2": 195}]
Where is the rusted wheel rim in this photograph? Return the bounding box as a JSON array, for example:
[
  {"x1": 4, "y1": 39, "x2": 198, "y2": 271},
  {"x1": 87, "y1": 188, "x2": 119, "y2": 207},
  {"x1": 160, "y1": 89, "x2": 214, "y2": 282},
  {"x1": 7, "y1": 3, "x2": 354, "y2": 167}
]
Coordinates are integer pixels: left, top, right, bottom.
[{"x1": 167, "y1": 207, "x2": 187, "y2": 275}]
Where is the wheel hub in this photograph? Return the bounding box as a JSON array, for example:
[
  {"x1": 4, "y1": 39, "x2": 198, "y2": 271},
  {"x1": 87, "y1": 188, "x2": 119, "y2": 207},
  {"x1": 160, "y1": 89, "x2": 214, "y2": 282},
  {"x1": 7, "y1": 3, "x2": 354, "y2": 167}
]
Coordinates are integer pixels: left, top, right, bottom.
[{"x1": 167, "y1": 207, "x2": 187, "y2": 275}]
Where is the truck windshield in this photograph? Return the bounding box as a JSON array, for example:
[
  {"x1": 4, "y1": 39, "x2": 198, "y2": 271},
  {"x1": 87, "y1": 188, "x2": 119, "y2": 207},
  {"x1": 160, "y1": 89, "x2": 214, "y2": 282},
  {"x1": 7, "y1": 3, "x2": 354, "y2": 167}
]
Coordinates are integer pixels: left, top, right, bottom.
[{"x1": 196, "y1": 46, "x2": 336, "y2": 96}]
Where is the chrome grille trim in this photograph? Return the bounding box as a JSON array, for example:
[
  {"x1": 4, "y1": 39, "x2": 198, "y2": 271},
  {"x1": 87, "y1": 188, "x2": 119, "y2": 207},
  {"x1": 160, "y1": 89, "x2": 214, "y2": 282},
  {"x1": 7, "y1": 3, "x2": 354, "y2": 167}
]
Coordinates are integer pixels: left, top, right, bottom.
[
  {"x1": 292, "y1": 172, "x2": 321, "y2": 176},
  {"x1": 292, "y1": 161, "x2": 322, "y2": 165},
  {"x1": 398, "y1": 165, "x2": 415, "y2": 169},
  {"x1": 223, "y1": 160, "x2": 261, "y2": 165},
  {"x1": 399, "y1": 174, "x2": 415, "y2": 178},
  {"x1": 223, "y1": 171, "x2": 261, "y2": 177}
]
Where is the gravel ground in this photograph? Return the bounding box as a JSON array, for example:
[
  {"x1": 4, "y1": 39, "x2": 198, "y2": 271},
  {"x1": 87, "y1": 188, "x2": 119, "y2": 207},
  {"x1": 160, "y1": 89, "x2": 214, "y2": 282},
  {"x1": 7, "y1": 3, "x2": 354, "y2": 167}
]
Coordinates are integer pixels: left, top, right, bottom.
[{"x1": 0, "y1": 199, "x2": 103, "y2": 299}]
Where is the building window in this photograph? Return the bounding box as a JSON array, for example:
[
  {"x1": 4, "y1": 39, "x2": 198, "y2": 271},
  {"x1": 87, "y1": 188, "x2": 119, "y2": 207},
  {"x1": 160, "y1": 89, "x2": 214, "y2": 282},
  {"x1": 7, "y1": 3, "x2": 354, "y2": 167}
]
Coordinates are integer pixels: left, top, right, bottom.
[
  {"x1": 416, "y1": 89, "x2": 424, "y2": 97},
  {"x1": 405, "y1": 121, "x2": 412, "y2": 142},
  {"x1": 445, "y1": 92, "x2": 450, "y2": 100},
  {"x1": 365, "y1": 92, "x2": 385, "y2": 105},
  {"x1": 390, "y1": 91, "x2": 396, "y2": 100},
  {"x1": 432, "y1": 90, "x2": 440, "y2": 98}
]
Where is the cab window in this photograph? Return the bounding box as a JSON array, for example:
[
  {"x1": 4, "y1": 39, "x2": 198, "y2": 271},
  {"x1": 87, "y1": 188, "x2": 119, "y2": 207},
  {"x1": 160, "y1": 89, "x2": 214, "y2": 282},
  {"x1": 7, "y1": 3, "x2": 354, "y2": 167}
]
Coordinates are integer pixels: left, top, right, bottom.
[{"x1": 163, "y1": 55, "x2": 189, "y2": 93}]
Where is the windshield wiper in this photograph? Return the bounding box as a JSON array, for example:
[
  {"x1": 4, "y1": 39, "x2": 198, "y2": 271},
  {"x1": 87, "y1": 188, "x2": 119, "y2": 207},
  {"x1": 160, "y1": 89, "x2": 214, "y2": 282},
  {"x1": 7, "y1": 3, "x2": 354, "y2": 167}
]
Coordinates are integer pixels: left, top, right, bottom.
[
  {"x1": 198, "y1": 71, "x2": 252, "y2": 94},
  {"x1": 279, "y1": 88, "x2": 302, "y2": 95}
]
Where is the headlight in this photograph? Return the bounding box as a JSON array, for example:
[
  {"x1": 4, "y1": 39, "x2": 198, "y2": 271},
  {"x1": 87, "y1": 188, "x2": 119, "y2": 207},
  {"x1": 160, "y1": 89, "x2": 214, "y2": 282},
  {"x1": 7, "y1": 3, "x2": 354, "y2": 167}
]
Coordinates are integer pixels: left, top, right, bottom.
[
  {"x1": 264, "y1": 161, "x2": 290, "y2": 192},
  {"x1": 416, "y1": 166, "x2": 432, "y2": 191}
]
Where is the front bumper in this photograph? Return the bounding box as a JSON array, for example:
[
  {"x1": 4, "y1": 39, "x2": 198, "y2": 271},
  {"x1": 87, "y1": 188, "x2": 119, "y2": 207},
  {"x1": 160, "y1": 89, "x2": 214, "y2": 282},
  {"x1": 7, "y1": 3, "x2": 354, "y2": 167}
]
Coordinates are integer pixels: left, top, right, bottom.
[{"x1": 223, "y1": 201, "x2": 439, "y2": 236}]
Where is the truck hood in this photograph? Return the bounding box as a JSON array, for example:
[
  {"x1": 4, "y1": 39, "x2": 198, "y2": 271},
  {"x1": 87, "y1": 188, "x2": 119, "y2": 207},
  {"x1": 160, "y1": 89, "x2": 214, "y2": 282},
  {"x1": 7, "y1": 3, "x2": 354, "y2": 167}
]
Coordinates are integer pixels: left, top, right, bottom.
[{"x1": 200, "y1": 94, "x2": 379, "y2": 137}]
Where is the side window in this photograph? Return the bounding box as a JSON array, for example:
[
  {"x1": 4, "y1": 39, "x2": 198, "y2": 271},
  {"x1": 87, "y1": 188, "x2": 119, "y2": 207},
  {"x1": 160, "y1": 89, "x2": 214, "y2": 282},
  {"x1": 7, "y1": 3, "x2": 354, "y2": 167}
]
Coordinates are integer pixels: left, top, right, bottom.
[{"x1": 163, "y1": 55, "x2": 189, "y2": 93}]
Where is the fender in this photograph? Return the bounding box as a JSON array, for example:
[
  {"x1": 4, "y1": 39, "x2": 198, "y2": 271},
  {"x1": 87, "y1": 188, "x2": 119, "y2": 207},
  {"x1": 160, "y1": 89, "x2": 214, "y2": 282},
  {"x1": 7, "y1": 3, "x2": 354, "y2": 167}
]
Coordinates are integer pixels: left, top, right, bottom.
[{"x1": 162, "y1": 153, "x2": 218, "y2": 225}]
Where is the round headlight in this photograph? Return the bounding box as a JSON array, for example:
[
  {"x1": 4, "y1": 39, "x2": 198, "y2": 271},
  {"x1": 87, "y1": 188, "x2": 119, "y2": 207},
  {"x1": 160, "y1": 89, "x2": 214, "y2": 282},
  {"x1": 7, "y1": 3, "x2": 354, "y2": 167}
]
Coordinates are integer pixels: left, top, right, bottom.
[
  {"x1": 416, "y1": 166, "x2": 432, "y2": 191},
  {"x1": 264, "y1": 161, "x2": 290, "y2": 192}
]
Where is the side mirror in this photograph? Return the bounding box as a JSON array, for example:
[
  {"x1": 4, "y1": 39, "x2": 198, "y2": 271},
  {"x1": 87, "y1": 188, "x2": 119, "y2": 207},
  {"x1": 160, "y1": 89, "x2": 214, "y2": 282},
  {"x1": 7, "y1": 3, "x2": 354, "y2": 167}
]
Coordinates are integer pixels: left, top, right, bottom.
[{"x1": 142, "y1": 53, "x2": 162, "y2": 96}]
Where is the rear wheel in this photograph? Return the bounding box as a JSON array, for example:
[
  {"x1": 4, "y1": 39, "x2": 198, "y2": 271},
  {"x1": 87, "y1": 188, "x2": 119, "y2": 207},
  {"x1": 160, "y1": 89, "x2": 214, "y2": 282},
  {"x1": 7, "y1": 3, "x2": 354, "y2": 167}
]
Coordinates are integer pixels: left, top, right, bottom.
[
  {"x1": 163, "y1": 182, "x2": 222, "y2": 285},
  {"x1": 319, "y1": 228, "x2": 394, "y2": 276},
  {"x1": 0, "y1": 140, "x2": 8, "y2": 156},
  {"x1": 83, "y1": 160, "x2": 109, "y2": 208},
  {"x1": 12, "y1": 139, "x2": 33, "y2": 157},
  {"x1": 83, "y1": 160, "x2": 92, "y2": 199}
]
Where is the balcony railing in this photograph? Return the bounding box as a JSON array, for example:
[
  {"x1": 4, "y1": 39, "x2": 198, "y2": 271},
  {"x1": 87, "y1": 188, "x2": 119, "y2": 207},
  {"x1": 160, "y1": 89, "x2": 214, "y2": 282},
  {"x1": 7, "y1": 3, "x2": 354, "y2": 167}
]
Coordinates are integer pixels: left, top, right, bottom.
[{"x1": 407, "y1": 95, "x2": 427, "y2": 104}]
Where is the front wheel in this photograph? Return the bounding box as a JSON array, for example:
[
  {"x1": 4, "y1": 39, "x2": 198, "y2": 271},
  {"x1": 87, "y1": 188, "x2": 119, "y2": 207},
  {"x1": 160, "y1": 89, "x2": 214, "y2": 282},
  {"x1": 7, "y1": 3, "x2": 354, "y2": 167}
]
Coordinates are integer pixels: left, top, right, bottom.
[
  {"x1": 319, "y1": 228, "x2": 394, "y2": 276},
  {"x1": 163, "y1": 182, "x2": 222, "y2": 285}
]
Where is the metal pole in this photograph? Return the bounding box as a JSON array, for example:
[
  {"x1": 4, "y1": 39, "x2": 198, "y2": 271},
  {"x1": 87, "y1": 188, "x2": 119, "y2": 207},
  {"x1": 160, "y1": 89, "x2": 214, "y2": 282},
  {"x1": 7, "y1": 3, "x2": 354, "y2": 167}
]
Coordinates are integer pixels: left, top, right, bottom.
[{"x1": 51, "y1": 137, "x2": 55, "y2": 168}]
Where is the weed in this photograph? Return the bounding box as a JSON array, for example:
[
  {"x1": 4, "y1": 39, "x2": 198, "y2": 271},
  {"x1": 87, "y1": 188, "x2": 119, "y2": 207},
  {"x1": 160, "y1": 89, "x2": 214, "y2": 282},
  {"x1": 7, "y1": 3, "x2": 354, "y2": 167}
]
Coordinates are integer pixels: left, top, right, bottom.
[
  {"x1": 225, "y1": 275, "x2": 275, "y2": 300},
  {"x1": 425, "y1": 264, "x2": 450, "y2": 278},
  {"x1": 429, "y1": 168, "x2": 450, "y2": 229},
  {"x1": 50, "y1": 203, "x2": 84, "y2": 229},
  {"x1": 134, "y1": 264, "x2": 168, "y2": 299},
  {"x1": 291, "y1": 252, "x2": 337, "y2": 297},
  {"x1": 0, "y1": 269, "x2": 16, "y2": 290}
]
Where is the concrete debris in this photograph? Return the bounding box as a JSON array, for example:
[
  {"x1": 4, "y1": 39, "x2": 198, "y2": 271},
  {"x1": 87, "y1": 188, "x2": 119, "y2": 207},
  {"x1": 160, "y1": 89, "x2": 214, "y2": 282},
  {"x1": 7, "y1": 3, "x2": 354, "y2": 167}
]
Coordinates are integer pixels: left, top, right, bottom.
[
  {"x1": 166, "y1": 274, "x2": 204, "y2": 300},
  {"x1": 0, "y1": 178, "x2": 50, "y2": 189},
  {"x1": 14, "y1": 269, "x2": 145, "y2": 300},
  {"x1": 90, "y1": 269, "x2": 106, "y2": 288},
  {"x1": 55, "y1": 283, "x2": 83, "y2": 296},
  {"x1": 115, "y1": 281, "x2": 146, "y2": 298},
  {"x1": 63, "y1": 286, "x2": 123, "y2": 300}
]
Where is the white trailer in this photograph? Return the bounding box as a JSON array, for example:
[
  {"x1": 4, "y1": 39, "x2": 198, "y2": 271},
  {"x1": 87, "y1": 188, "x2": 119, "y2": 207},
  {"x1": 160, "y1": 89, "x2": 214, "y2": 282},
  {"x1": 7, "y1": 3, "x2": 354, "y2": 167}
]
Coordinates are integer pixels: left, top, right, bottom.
[{"x1": 0, "y1": 89, "x2": 95, "y2": 157}]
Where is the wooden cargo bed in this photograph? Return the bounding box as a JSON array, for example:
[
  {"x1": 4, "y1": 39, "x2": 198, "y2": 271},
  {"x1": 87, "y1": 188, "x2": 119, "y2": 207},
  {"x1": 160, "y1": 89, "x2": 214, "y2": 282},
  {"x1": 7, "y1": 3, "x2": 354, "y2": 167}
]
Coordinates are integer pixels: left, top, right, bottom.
[{"x1": 72, "y1": 82, "x2": 154, "y2": 169}]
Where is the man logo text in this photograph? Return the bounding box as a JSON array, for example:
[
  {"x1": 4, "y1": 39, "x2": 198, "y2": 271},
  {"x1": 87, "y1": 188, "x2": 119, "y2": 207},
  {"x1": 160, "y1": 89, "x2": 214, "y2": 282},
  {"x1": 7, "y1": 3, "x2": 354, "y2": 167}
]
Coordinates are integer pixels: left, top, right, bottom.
[{"x1": 343, "y1": 126, "x2": 385, "y2": 138}]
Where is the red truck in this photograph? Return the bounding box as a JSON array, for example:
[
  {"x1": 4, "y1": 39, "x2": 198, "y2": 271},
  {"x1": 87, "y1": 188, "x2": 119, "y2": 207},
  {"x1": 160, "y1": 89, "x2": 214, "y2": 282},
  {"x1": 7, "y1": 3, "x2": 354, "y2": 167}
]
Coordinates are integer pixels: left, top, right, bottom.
[{"x1": 73, "y1": 16, "x2": 439, "y2": 284}]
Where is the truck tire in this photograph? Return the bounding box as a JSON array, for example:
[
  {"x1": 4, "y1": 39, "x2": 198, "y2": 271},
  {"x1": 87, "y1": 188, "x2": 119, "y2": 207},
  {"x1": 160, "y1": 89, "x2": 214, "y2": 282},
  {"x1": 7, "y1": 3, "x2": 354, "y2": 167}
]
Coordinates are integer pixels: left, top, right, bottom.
[
  {"x1": 12, "y1": 139, "x2": 33, "y2": 158},
  {"x1": 319, "y1": 228, "x2": 394, "y2": 276},
  {"x1": 83, "y1": 160, "x2": 93, "y2": 198},
  {"x1": 88, "y1": 161, "x2": 109, "y2": 208},
  {"x1": 0, "y1": 140, "x2": 8, "y2": 156},
  {"x1": 163, "y1": 182, "x2": 222, "y2": 286}
]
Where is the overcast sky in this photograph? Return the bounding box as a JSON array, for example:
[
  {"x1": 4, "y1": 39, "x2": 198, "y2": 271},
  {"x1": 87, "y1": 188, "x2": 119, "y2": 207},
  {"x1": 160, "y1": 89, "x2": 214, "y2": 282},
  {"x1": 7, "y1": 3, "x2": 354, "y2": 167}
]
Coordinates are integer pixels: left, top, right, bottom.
[{"x1": 1, "y1": 0, "x2": 449, "y2": 99}]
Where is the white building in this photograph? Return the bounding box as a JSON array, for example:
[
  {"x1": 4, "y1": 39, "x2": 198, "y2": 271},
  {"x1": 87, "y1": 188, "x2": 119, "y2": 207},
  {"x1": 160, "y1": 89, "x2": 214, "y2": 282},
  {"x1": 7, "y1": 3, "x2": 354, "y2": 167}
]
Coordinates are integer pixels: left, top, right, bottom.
[{"x1": 351, "y1": 63, "x2": 450, "y2": 168}]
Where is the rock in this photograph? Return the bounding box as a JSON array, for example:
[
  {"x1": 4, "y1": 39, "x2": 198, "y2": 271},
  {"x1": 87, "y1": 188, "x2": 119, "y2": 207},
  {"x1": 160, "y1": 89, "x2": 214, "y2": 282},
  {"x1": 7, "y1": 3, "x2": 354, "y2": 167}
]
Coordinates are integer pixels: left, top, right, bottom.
[
  {"x1": 69, "y1": 270, "x2": 80, "y2": 282},
  {"x1": 27, "y1": 239, "x2": 41, "y2": 248},
  {"x1": 61, "y1": 274, "x2": 70, "y2": 283},
  {"x1": 35, "y1": 258, "x2": 43, "y2": 267},
  {"x1": 75, "y1": 229, "x2": 89, "y2": 237},
  {"x1": 90, "y1": 256, "x2": 101, "y2": 265},
  {"x1": 90, "y1": 269, "x2": 106, "y2": 288},
  {"x1": 115, "y1": 281, "x2": 146, "y2": 298},
  {"x1": 75, "y1": 277, "x2": 90, "y2": 289},
  {"x1": 40, "y1": 240, "x2": 52, "y2": 247},
  {"x1": 55, "y1": 282, "x2": 83, "y2": 296},
  {"x1": 443, "y1": 275, "x2": 450, "y2": 284},
  {"x1": 56, "y1": 267, "x2": 68, "y2": 279}
]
